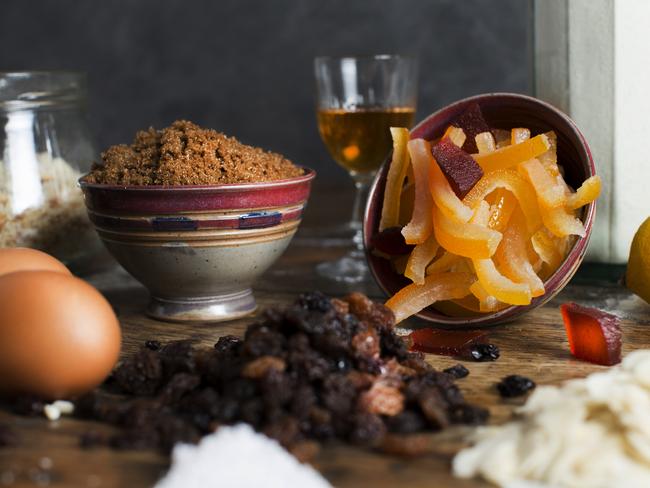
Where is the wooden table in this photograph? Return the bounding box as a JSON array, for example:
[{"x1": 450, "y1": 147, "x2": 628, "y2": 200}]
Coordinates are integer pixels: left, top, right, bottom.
[{"x1": 1, "y1": 190, "x2": 649, "y2": 488}]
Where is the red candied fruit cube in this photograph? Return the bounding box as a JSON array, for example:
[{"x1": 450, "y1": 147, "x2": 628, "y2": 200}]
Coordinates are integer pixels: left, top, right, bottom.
[
  {"x1": 408, "y1": 328, "x2": 487, "y2": 356},
  {"x1": 560, "y1": 302, "x2": 622, "y2": 366},
  {"x1": 430, "y1": 137, "x2": 484, "y2": 199},
  {"x1": 451, "y1": 103, "x2": 492, "y2": 154}
]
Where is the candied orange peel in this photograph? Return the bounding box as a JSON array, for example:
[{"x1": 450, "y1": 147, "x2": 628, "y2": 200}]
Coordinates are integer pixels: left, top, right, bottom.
[
  {"x1": 380, "y1": 127, "x2": 410, "y2": 231},
  {"x1": 377, "y1": 113, "x2": 600, "y2": 323}
]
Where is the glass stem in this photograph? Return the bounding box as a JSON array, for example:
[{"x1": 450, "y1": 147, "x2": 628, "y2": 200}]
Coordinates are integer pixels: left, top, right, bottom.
[{"x1": 350, "y1": 179, "x2": 369, "y2": 253}]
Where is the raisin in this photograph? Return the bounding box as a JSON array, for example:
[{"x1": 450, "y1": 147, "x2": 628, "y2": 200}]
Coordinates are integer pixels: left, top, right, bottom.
[
  {"x1": 352, "y1": 329, "x2": 380, "y2": 360},
  {"x1": 330, "y1": 298, "x2": 350, "y2": 315},
  {"x1": 349, "y1": 412, "x2": 386, "y2": 447},
  {"x1": 159, "y1": 340, "x2": 197, "y2": 377},
  {"x1": 380, "y1": 330, "x2": 410, "y2": 360},
  {"x1": 344, "y1": 292, "x2": 374, "y2": 320},
  {"x1": 497, "y1": 375, "x2": 536, "y2": 397},
  {"x1": 263, "y1": 415, "x2": 300, "y2": 447},
  {"x1": 145, "y1": 340, "x2": 161, "y2": 351},
  {"x1": 417, "y1": 388, "x2": 449, "y2": 429},
  {"x1": 214, "y1": 335, "x2": 242, "y2": 353},
  {"x1": 444, "y1": 363, "x2": 469, "y2": 379},
  {"x1": 296, "y1": 291, "x2": 332, "y2": 313},
  {"x1": 64, "y1": 291, "x2": 489, "y2": 457},
  {"x1": 358, "y1": 382, "x2": 405, "y2": 416},
  {"x1": 113, "y1": 348, "x2": 163, "y2": 395},
  {"x1": 449, "y1": 404, "x2": 489, "y2": 425},
  {"x1": 241, "y1": 356, "x2": 286, "y2": 379},
  {"x1": 385, "y1": 410, "x2": 427, "y2": 434},
  {"x1": 321, "y1": 375, "x2": 356, "y2": 417},
  {"x1": 243, "y1": 326, "x2": 286, "y2": 358},
  {"x1": 469, "y1": 343, "x2": 500, "y2": 362},
  {"x1": 158, "y1": 373, "x2": 201, "y2": 404}
]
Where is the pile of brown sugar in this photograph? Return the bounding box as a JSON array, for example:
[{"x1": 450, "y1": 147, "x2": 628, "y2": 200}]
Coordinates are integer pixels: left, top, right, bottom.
[{"x1": 86, "y1": 120, "x2": 303, "y2": 185}]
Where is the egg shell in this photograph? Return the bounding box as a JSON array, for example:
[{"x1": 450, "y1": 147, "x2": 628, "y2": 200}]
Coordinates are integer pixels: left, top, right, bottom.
[
  {"x1": 0, "y1": 271, "x2": 121, "y2": 399},
  {"x1": 0, "y1": 247, "x2": 70, "y2": 277}
]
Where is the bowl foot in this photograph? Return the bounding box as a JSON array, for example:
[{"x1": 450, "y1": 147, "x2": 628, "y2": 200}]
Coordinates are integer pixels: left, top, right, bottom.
[{"x1": 146, "y1": 289, "x2": 257, "y2": 323}]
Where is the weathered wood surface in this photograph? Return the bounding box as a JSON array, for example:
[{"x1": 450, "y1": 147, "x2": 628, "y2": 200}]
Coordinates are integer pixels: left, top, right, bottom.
[{"x1": 1, "y1": 193, "x2": 648, "y2": 488}]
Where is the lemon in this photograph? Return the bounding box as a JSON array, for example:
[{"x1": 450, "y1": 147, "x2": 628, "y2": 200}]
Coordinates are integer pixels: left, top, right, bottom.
[{"x1": 626, "y1": 216, "x2": 650, "y2": 304}]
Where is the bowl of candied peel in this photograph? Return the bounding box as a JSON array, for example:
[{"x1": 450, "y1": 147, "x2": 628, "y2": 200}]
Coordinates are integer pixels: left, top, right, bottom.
[{"x1": 364, "y1": 93, "x2": 600, "y2": 326}]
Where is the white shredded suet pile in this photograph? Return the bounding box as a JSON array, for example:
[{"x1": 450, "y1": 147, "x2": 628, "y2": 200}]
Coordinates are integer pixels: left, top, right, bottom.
[
  {"x1": 155, "y1": 424, "x2": 332, "y2": 488},
  {"x1": 453, "y1": 350, "x2": 650, "y2": 488}
]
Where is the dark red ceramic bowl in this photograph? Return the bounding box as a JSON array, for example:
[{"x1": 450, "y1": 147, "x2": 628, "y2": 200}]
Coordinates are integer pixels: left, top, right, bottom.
[{"x1": 364, "y1": 93, "x2": 596, "y2": 326}]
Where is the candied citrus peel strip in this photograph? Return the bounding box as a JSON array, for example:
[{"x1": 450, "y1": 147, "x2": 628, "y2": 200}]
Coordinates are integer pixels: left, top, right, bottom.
[
  {"x1": 487, "y1": 189, "x2": 517, "y2": 232},
  {"x1": 518, "y1": 158, "x2": 567, "y2": 208},
  {"x1": 401, "y1": 140, "x2": 433, "y2": 245},
  {"x1": 531, "y1": 228, "x2": 563, "y2": 270},
  {"x1": 380, "y1": 127, "x2": 410, "y2": 231},
  {"x1": 463, "y1": 169, "x2": 542, "y2": 233},
  {"x1": 469, "y1": 200, "x2": 491, "y2": 225},
  {"x1": 432, "y1": 206, "x2": 502, "y2": 259},
  {"x1": 538, "y1": 131, "x2": 559, "y2": 176},
  {"x1": 475, "y1": 132, "x2": 496, "y2": 154},
  {"x1": 442, "y1": 126, "x2": 467, "y2": 148},
  {"x1": 511, "y1": 128, "x2": 530, "y2": 145},
  {"x1": 404, "y1": 233, "x2": 439, "y2": 285},
  {"x1": 398, "y1": 182, "x2": 415, "y2": 227},
  {"x1": 472, "y1": 134, "x2": 551, "y2": 172},
  {"x1": 472, "y1": 258, "x2": 532, "y2": 305},
  {"x1": 540, "y1": 202, "x2": 586, "y2": 237},
  {"x1": 567, "y1": 175, "x2": 602, "y2": 210},
  {"x1": 494, "y1": 210, "x2": 545, "y2": 297},
  {"x1": 469, "y1": 281, "x2": 502, "y2": 312},
  {"x1": 425, "y1": 251, "x2": 460, "y2": 275},
  {"x1": 385, "y1": 272, "x2": 475, "y2": 323},
  {"x1": 408, "y1": 139, "x2": 473, "y2": 223}
]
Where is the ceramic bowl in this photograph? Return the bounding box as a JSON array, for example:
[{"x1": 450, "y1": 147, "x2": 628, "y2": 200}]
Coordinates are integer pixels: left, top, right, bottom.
[
  {"x1": 364, "y1": 93, "x2": 596, "y2": 326},
  {"x1": 80, "y1": 169, "x2": 315, "y2": 323}
]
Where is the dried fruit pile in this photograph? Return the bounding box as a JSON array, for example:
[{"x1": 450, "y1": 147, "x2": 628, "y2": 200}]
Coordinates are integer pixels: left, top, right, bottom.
[
  {"x1": 73, "y1": 292, "x2": 487, "y2": 456},
  {"x1": 375, "y1": 104, "x2": 602, "y2": 322}
]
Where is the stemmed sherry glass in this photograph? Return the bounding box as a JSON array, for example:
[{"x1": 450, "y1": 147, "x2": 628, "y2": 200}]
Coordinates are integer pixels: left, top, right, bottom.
[{"x1": 314, "y1": 54, "x2": 418, "y2": 283}]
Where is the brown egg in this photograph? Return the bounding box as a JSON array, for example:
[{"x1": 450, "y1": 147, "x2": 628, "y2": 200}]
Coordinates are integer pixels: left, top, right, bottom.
[
  {"x1": 0, "y1": 247, "x2": 70, "y2": 277},
  {"x1": 0, "y1": 271, "x2": 121, "y2": 399}
]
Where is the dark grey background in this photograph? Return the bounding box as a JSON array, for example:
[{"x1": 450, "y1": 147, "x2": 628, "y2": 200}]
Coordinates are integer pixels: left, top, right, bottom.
[{"x1": 0, "y1": 0, "x2": 532, "y2": 185}]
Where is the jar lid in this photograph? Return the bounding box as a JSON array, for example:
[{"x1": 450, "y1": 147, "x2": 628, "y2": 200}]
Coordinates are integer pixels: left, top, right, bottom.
[{"x1": 0, "y1": 71, "x2": 87, "y2": 111}]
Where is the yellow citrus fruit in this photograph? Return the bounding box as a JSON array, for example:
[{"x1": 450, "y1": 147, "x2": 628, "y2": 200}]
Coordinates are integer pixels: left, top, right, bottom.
[{"x1": 626, "y1": 217, "x2": 650, "y2": 304}]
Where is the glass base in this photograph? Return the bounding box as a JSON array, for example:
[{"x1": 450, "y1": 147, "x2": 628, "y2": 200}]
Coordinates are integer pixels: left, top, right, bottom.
[{"x1": 316, "y1": 250, "x2": 370, "y2": 284}]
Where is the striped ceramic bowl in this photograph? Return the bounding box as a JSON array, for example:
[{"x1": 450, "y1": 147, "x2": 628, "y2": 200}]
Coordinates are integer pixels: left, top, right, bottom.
[{"x1": 80, "y1": 168, "x2": 315, "y2": 323}]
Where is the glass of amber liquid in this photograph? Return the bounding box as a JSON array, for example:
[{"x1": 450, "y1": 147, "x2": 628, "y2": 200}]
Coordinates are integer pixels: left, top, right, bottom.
[{"x1": 314, "y1": 54, "x2": 417, "y2": 283}]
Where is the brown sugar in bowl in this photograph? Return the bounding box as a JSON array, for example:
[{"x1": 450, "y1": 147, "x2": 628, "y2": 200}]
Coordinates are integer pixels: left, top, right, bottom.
[{"x1": 363, "y1": 93, "x2": 596, "y2": 327}]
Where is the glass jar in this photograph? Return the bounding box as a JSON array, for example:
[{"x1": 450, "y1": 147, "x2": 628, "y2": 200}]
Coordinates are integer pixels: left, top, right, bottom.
[{"x1": 0, "y1": 71, "x2": 103, "y2": 272}]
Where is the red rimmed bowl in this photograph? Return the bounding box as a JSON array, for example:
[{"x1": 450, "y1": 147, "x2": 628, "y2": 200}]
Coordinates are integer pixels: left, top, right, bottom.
[
  {"x1": 364, "y1": 93, "x2": 596, "y2": 327},
  {"x1": 80, "y1": 168, "x2": 315, "y2": 323}
]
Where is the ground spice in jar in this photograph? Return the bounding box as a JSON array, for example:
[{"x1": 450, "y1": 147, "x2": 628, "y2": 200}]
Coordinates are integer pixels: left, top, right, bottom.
[{"x1": 86, "y1": 120, "x2": 303, "y2": 186}]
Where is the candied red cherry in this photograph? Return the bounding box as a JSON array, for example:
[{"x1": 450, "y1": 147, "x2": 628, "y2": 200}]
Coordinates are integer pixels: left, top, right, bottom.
[
  {"x1": 430, "y1": 137, "x2": 483, "y2": 198},
  {"x1": 560, "y1": 302, "x2": 621, "y2": 366},
  {"x1": 450, "y1": 103, "x2": 492, "y2": 154}
]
